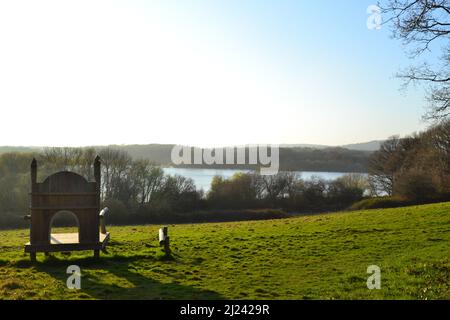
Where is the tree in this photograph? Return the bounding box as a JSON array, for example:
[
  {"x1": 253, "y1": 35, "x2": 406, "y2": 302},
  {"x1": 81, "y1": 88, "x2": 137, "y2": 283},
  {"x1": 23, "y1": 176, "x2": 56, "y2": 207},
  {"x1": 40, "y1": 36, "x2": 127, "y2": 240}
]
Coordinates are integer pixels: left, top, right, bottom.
[
  {"x1": 395, "y1": 169, "x2": 439, "y2": 200},
  {"x1": 98, "y1": 148, "x2": 132, "y2": 201},
  {"x1": 155, "y1": 175, "x2": 199, "y2": 212},
  {"x1": 260, "y1": 172, "x2": 297, "y2": 205},
  {"x1": 207, "y1": 173, "x2": 259, "y2": 209},
  {"x1": 424, "y1": 119, "x2": 450, "y2": 193},
  {"x1": 301, "y1": 177, "x2": 327, "y2": 208},
  {"x1": 328, "y1": 174, "x2": 368, "y2": 207},
  {"x1": 380, "y1": 0, "x2": 450, "y2": 120},
  {"x1": 40, "y1": 147, "x2": 96, "y2": 180},
  {"x1": 368, "y1": 136, "x2": 401, "y2": 195},
  {"x1": 369, "y1": 134, "x2": 423, "y2": 195},
  {"x1": 130, "y1": 159, "x2": 164, "y2": 205}
]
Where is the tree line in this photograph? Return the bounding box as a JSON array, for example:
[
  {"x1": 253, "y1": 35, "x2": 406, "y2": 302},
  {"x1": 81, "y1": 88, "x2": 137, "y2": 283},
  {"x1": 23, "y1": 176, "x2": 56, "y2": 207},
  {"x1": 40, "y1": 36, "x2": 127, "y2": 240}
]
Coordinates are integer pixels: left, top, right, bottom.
[
  {"x1": 369, "y1": 120, "x2": 450, "y2": 201},
  {"x1": 207, "y1": 172, "x2": 368, "y2": 212},
  {"x1": 0, "y1": 146, "x2": 370, "y2": 229},
  {"x1": 0, "y1": 119, "x2": 448, "y2": 230},
  {"x1": 0, "y1": 147, "x2": 201, "y2": 228}
]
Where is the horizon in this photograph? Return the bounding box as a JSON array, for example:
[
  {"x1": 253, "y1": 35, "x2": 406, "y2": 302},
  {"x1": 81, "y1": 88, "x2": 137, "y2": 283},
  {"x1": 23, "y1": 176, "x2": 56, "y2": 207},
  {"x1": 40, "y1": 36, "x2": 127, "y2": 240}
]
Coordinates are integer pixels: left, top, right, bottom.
[{"x1": 0, "y1": 139, "x2": 383, "y2": 149}]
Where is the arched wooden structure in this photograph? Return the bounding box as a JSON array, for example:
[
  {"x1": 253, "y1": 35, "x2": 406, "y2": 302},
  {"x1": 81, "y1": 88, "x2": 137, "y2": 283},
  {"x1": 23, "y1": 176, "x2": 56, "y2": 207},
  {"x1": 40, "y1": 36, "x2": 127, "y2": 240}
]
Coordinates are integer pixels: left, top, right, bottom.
[{"x1": 24, "y1": 156, "x2": 110, "y2": 261}]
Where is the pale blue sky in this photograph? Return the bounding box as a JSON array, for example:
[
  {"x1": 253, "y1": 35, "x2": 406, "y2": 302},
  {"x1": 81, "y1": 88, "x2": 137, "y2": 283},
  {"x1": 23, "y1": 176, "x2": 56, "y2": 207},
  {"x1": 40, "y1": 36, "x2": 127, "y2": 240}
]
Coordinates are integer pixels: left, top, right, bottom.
[{"x1": 0, "y1": 0, "x2": 438, "y2": 147}]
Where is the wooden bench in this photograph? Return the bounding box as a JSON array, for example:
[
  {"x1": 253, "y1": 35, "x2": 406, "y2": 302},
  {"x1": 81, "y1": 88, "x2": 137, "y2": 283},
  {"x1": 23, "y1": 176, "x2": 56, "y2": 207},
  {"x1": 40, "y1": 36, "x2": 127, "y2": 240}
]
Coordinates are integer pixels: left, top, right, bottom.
[{"x1": 24, "y1": 156, "x2": 110, "y2": 261}]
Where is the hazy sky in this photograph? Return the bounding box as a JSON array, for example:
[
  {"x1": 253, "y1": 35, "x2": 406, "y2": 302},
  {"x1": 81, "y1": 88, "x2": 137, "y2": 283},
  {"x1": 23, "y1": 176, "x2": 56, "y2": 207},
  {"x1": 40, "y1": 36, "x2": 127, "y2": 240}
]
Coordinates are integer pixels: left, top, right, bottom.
[{"x1": 0, "y1": 0, "x2": 435, "y2": 147}]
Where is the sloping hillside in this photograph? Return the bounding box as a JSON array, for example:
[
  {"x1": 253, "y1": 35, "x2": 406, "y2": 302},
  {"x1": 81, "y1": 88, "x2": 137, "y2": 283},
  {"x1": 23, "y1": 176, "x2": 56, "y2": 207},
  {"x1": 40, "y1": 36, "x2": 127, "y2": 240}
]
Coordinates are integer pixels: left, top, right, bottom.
[{"x1": 0, "y1": 202, "x2": 449, "y2": 299}]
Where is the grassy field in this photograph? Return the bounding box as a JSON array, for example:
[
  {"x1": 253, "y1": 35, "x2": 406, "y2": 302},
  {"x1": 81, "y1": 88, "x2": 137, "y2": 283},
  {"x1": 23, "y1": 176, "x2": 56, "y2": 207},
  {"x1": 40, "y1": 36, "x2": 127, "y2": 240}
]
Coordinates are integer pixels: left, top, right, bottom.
[{"x1": 0, "y1": 202, "x2": 449, "y2": 300}]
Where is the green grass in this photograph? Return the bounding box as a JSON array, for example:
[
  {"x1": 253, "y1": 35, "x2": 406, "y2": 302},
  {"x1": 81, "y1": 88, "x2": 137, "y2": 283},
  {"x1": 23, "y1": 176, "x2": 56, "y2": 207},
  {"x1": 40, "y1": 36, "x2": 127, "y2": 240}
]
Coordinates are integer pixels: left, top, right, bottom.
[{"x1": 0, "y1": 202, "x2": 449, "y2": 300}]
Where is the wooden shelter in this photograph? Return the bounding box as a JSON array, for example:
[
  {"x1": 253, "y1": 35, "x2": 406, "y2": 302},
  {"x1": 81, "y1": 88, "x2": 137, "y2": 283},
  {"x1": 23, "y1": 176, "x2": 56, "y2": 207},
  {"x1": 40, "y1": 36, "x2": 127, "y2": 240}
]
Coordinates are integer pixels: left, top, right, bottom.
[{"x1": 24, "y1": 156, "x2": 110, "y2": 261}]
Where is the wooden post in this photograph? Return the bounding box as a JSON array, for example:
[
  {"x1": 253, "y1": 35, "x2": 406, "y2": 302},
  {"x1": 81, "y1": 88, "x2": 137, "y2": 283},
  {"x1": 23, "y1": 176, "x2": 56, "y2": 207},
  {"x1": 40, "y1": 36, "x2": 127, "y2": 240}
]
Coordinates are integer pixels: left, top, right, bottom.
[
  {"x1": 164, "y1": 236, "x2": 171, "y2": 254},
  {"x1": 94, "y1": 156, "x2": 101, "y2": 206},
  {"x1": 94, "y1": 250, "x2": 100, "y2": 258},
  {"x1": 158, "y1": 226, "x2": 170, "y2": 254},
  {"x1": 30, "y1": 159, "x2": 37, "y2": 248},
  {"x1": 99, "y1": 207, "x2": 109, "y2": 234},
  {"x1": 159, "y1": 228, "x2": 165, "y2": 246},
  {"x1": 30, "y1": 252, "x2": 36, "y2": 262},
  {"x1": 31, "y1": 158, "x2": 37, "y2": 191}
]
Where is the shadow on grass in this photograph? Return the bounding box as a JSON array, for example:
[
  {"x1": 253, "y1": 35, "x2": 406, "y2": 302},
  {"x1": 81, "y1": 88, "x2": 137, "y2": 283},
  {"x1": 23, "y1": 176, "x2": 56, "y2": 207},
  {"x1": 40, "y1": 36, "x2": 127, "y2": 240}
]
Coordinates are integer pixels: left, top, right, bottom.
[{"x1": 12, "y1": 253, "x2": 223, "y2": 300}]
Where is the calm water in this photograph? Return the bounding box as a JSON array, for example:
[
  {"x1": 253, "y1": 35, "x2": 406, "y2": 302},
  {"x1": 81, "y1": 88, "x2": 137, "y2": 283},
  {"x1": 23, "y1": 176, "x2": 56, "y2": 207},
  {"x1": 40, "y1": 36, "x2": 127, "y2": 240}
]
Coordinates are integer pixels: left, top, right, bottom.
[{"x1": 163, "y1": 167, "x2": 353, "y2": 192}]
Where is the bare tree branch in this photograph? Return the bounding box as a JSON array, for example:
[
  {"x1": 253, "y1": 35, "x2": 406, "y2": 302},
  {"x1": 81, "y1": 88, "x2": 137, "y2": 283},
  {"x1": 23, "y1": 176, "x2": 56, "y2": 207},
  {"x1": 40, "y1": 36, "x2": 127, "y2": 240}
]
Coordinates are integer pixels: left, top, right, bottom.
[{"x1": 380, "y1": 0, "x2": 450, "y2": 120}]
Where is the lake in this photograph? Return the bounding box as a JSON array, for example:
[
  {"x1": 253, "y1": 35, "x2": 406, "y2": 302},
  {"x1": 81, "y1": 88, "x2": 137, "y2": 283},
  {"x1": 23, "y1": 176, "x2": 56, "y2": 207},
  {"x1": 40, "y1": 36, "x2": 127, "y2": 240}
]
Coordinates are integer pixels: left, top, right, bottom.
[{"x1": 163, "y1": 167, "x2": 355, "y2": 192}]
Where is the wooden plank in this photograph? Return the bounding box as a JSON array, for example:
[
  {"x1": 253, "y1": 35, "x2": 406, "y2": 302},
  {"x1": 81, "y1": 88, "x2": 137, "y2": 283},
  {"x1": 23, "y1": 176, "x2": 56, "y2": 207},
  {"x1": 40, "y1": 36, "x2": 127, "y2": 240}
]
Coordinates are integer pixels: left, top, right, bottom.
[
  {"x1": 25, "y1": 232, "x2": 109, "y2": 253},
  {"x1": 29, "y1": 192, "x2": 98, "y2": 196},
  {"x1": 25, "y1": 242, "x2": 103, "y2": 253},
  {"x1": 46, "y1": 232, "x2": 108, "y2": 244},
  {"x1": 101, "y1": 232, "x2": 110, "y2": 250},
  {"x1": 50, "y1": 233, "x2": 78, "y2": 244},
  {"x1": 30, "y1": 206, "x2": 99, "y2": 210}
]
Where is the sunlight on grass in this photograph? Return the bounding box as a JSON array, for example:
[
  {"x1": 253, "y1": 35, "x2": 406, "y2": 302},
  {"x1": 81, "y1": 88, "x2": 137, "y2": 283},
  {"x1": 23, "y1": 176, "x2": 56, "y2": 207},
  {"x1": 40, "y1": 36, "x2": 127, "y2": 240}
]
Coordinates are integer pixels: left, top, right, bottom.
[{"x1": 0, "y1": 202, "x2": 449, "y2": 300}]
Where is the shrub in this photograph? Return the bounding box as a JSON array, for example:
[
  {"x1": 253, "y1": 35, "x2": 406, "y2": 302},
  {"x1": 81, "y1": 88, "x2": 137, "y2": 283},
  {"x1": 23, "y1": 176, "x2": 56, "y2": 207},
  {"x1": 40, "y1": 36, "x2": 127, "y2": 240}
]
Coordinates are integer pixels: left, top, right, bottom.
[
  {"x1": 327, "y1": 174, "x2": 367, "y2": 208},
  {"x1": 349, "y1": 196, "x2": 412, "y2": 210},
  {"x1": 395, "y1": 171, "x2": 439, "y2": 201},
  {"x1": 102, "y1": 198, "x2": 129, "y2": 225}
]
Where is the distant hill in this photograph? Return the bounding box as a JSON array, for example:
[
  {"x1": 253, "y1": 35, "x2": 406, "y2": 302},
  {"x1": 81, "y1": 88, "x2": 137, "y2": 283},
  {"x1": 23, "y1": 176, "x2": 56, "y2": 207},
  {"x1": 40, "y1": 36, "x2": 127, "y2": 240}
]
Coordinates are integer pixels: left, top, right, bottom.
[
  {"x1": 341, "y1": 140, "x2": 383, "y2": 151},
  {"x1": 97, "y1": 145, "x2": 371, "y2": 172},
  {"x1": 0, "y1": 143, "x2": 376, "y2": 172},
  {"x1": 0, "y1": 146, "x2": 41, "y2": 154},
  {"x1": 279, "y1": 143, "x2": 329, "y2": 149},
  {"x1": 282, "y1": 141, "x2": 383, "y2": 151}
]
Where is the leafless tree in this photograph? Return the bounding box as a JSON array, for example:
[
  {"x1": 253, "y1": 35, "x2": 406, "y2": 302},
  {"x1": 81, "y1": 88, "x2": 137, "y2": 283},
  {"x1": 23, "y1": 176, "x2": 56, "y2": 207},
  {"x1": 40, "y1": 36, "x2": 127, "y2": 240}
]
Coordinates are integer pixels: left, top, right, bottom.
[
  {"x1": 368, "y1": 136, "x2": 402, "y2": 195},
  {"x1": 380, "y1": 0, "x2": 450, "y2": 120},
  {"x1": 130, "y1": 159, "x2": 165, "y2": 204},
  {"x1": 98, "y1": 148, "x2": 132, "y2": 200},
  {"x1": 260, "y1": 172, "x2": 297, "y2": 204}
]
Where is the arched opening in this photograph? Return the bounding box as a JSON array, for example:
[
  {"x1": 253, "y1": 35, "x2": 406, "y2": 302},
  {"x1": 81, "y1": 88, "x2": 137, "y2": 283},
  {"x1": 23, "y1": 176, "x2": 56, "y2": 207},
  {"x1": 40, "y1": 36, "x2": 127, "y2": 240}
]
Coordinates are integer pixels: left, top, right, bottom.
[{"x1": 49, "y1": 211, "x2": 80, "y2": 243}]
